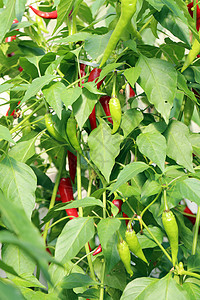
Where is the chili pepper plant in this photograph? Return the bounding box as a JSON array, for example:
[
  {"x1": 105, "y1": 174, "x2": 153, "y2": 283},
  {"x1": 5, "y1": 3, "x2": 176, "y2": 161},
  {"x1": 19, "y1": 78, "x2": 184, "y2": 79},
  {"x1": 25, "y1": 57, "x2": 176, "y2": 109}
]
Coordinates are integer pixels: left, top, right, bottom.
[{"x1": 0, "y1": 0, "x2": 200, "y2": 299}]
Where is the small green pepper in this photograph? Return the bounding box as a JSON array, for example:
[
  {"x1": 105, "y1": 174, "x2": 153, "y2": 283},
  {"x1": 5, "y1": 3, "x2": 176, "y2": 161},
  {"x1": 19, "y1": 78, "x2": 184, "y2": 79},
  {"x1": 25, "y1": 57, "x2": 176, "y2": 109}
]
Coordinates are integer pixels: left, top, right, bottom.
[
  {"x1": 66, "y1": 115, "x2": 82, "y2": 154},
  {"x1": 117, "y1": 238, "x2": 133, "y2": 276},
  {"x1": 162, "y1": 209, "x2": 178, "y2": 266},
  {"x1": 125, "y1": 222, "x2": 148, "y2": 264},
  {"x1": 45, "y1": 113, "x2": 65, "y2": 143},
  {"x1": 109, "y1": 97, "x2": 121, "y2": 134},
  {"x1": 184, "y1": 97, "x2": 194, "y2": 126}
]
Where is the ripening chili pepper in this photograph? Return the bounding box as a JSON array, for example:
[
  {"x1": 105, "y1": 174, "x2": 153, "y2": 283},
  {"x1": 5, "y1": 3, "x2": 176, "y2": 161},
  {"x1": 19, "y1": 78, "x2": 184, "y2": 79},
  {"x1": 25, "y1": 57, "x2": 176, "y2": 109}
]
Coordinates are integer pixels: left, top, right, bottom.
[
  {"x1": 29, "y1": 5, "x2": 58, "y2": 19},
  {"x1": 117, "y1": 238, "x2": 133, "y2": 276},
  {"x1": 78, "y1": 63, "x2": 86, "y2": 87},
  {"x1": 100, "y1": 0, "x2": 137, "y2": 67},
  {"x1": 45, "y1": 113, "x2": 66, "y2": 143},
  {"x1": 18, "y1": 66, "x2": 23, "y2": 72},
  {"x1": 184, "y1": 206, "x2": 196, "y2": 225},
  {"x1": 87, "y1": 68, "x2": 105, "y2": 130},
  {"x1": 112, "y1": 199, "x2": 123, "y2": 212},
  {"x1": 123, "y1": 212, "x2": 129, "y2": 226},
  {"x1": 66, "y1": 115, "x2": 83, "y2": 154},
  {"x1": 125, "y1": 222, "x2": 148, "y2": 264},
  {"x1": 5, "y1": 19, "x2": 19, "y2": 43},
  {"x1": 67, "y1": 150, "x2": 77, "y2": 184},
  {"x1": 128, "y1": 85, "x2": 136, "y2": 98},
  {"x1": 109, "y1": 97, "x2": 121, "y2": 134},
  {"x1": 58, "y1": 177, "x2": 79, "y2": 219},
  {"x1": 99, "y1": 96, "x2": 113, "y2": 124},
  {"x1": 184, "y1": 97, "x2": 194, "y2": 126},
  {"x1": 162, "y1": 209, "x2": 179, "y2": 266}
]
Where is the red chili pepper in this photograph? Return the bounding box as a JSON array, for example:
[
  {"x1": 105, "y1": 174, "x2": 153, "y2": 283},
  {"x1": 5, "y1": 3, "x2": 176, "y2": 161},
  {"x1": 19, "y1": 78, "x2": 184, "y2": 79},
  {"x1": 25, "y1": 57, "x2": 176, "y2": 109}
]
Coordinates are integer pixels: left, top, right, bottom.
[
  {"x1": 67, "y1": 150, "x2": 77, "y2": 184},
  {"x1": 88, "y1": 68, "x2": 105, "y2": 131},
  {"x1": 92, "y1": 244, "x2": 102, "y2": 256},
  {"x1": 123, "y1": 212, "x2": 129, "y2": 226},
  {"x1": 5, "y1": 19, "x2": 19, "y2": 43},
  {"x1": 78, "y1": 63, "x2": 86, "y2": 87},
  {"x1": 184, "y1": 206, "x2": 196, "y2": 225},
  {"x1": 99, "y1": 96, "x2": 113, "y2": 124},
  {"x1": 187, "y1": 2, "x2": 200, "y2": 31},
  {"x1": 129, "y1": 85, "x2": 136, "y2": 98},
  {"x1": 29, "y1": 5, "x2": 58, "y2": 19},
  {"x1": 58, "y1": 177, "x2": 78, "y2": 219},
  {"x1": 6, "y1": 101, "x2": 21, "y2": 117},
  {"x1": 18, "y1": 66, "x2": 23, "y2": 72}
]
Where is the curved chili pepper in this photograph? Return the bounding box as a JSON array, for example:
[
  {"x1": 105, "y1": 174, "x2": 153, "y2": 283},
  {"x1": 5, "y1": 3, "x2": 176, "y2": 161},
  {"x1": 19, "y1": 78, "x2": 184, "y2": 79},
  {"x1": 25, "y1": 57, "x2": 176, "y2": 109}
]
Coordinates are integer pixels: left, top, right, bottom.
[
  {"x1": 99, "y1": 96, "x2": 113, "y2": 124},
  {"x1": 162, "y1": 209, "x2": 178, "y2": 266},
  {"x1": 181, "y1": 34, "x2": 200, "y2": 72},
  {"x1": 88, "y1": 68, "x2": 105, "y2": 131},
  {"x1": 100, "y1": 0, "x2": 137, "y2": 67},
  {"x1": 117, "y1": 238, "x2": 133, "y2": 276},
  {"x1": 92, "y1": 244, "x2": 102, "y2": 256},
  {"x1": 109, "y1": 97, "x2": 121, "y2": 134},
  {"x1": 78, "y1": 63, "x2": 86, "y2": 87},
  {"x1": 128, "y1": 85, "x2": 135, "y2": 98},
  {"x1": 67, "y1": 150, "x2": 77, "y2": 184},
  {"x1": 29, "y1": 5, "x2": 58, "y2": 19},
  {"x1": 125, "y1": 222, "x2": 148, "y2": 264},
  {"x1": 58, "y1": 177, "x2": 79, "y2": 219},
  {"x1": 123, "y1": 212, "x2": 129, "y2": 226}
]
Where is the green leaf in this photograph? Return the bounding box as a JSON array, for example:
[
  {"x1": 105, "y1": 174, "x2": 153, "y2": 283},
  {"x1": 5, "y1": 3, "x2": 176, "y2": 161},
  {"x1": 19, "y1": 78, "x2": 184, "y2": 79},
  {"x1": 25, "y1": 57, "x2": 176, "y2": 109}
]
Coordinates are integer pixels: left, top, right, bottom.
[
  {"x1": 0, "y1": 125, "x2": 15, "y2": 143},
  {"x1": 98, "y1": 63, "x2": 124, "y2": 82},
  {"x1": 88, "y1": 119, "x2": 123, "y2": 182},
  {"x1": 145, "y1": 0, "x2": 163, "y2": 11},
  {"x1": 97, "y1": 218, "x2": 121, "y2": 250},
  {"x1": 61, "y1": 273, "x2": 98, "y2": 289},
  {"x1": 73, "y1": 87, "x2": 98, "y2": 130},
  {"x1": 55, "y1": 217, "x2": 95, "y2": 263},
  {"x1": 0, "y1": 279, "x2": 25, "y2": 300},
  {"x1": 136, "y1": 131, "x2": 167, "y2": 172},
  {"x1": 53, "y1": 32, "x2": 90, "y2": 44},
  {"x1": 85, "y1": 32, "x2": 112, "y2": 60},
  {"x1": 15, "y1": 0, "x2": 26, "y2": 21},
  {"x1": 183, "y1": 280, "x2": 200, "y2": 300},
  {"x1": 62, "y1": 86, "x2": 82, "y2": 108},
  {"x1": 2, "y1": 244, "x2": 35, "y2": 279},
  {"x1": 164, "y1": 120, "x2": 194, "y2": 172},
  {"x1": 177, "y1": 72, "x2": 197, "y2": 103},
  {"x1": 12, "y1": 273, "x2": 46, "y2": 288},
  {"x1": 124, "y1": 67, "x2": 141, "y2": 90},
  {"x1": 0, "y1": 259, "x2": 19, "y2": 277},
  {"x1": 110, "y1": 162, "x2": 149, "y2": 194},
  {"x1": 21, "y1": 75, "x2": 56, "y2": 103},
  {"x1": 0, "y1": 0, "x2": 16, "y2": 43},
  {"x1": 137, "y1": 55, "x2": 177, "y2": 123},
  {"x1": 0, "y1": 156, "x2": 37, "y2": 218},
  {"x1": 141, "y1": 180, "x2": 162, "y2": 200},
  {"x1": 190, "y1": 133, "x2": 200, "y2": 157},
  {"x1": 54, "y1": 0, "x2": 73, "y2": 33},
  {"x1": 121, "y1": 277, "x2": 158, "y2": 300},
  {"x1": 56, "y1": 197, "x2": 104, "y2": 210},
  {"x1": 42, "y1": 82, "x2": 64, "y2": 119},
  {"x1": 121, "y1": 109, "x2": 143, "y2": 137},
  {"x1": 19, "y1": 57, "x2": 39, "y2": 79},
  {"x1": 9, "y1": 138, "x2": 36, "y2": 163},
  {"x1": 154, "y1": 6, "x2": 190, "y2": 45},
  {"x1": 187, "y1": 255, "x2": 200, "y2": 273},
  {"x1": 178, "y1": 178, "x2": 200, "y2": 205},
  {"x1": 137, "y1": 226, "x2": 164, "y2": 249}
]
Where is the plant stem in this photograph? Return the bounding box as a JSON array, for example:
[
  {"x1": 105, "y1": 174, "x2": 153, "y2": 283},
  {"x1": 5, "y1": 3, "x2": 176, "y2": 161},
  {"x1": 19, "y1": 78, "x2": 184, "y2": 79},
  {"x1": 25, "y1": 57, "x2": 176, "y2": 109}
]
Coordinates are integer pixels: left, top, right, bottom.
[
  {"x1": 77, "y1": 151, "x2": 83, "y2": 216},
  {"x1": 182, "y1": 270, "x2": 200, "y2": 280},
  {"x1": 163, "y1": 189, "x2": 169, "y2": 211},
  {"x1": 99, "y1": 259, "x2": 105, "y2": 300},
  {"x1": 138, "y1": 216, "x2": 172, "y2": 263},
  {"x1": 10, "y1": 102, "x2": 44, "y2": 134},
  {"x1": 140, "y1": 189, "x2": 162, "y2": 218},
  {"x1": 43, "y1": 149, "x2": 67, "y2": 243},
  {"x1": 102, "y1": 191, "x2": 106, "y2": 219},
  {"x1": 192, "y1": 206, "x2": 200, "y2": 255}
]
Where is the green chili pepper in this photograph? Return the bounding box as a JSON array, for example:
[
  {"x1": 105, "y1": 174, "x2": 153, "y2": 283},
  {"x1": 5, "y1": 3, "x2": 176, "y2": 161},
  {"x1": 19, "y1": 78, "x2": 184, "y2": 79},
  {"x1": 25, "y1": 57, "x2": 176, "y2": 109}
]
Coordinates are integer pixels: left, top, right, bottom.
[
  {"x1": 66, "y1": 115, "x2": 82, "y2": 154},
  {"x1": 117, "y1": 238, "x2": 133, "y2": 276},
  {"x1": 100, "y1": 0, "x2": 137, "y2": 67},
  {"x1": 181, "y1": 32, "x2": 200, "y2": 72},
  {"x1": 45, "y1": 113, "x2": 66, "y2": 143},
  {"x1": 125, "y1": 222, "x2": 148, "y2": 264},
  {"x1": 109, "y1": 97, "x2": 121, "y2": 134},
  {"x1": 162, "y1": 209, "x2": 179, "y2": 266},
  {"x1": 184, "y1": 97, "x2": 194, "y2": 126}
]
